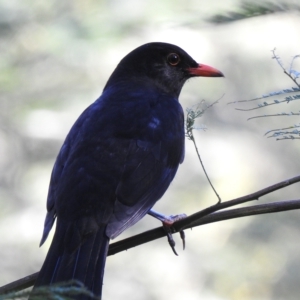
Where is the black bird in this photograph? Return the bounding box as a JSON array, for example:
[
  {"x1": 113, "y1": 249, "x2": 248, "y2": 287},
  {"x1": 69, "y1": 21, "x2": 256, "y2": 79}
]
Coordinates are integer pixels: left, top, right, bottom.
[{"x1": 32, "y1": 42, "x2": 223, "y2": 299}]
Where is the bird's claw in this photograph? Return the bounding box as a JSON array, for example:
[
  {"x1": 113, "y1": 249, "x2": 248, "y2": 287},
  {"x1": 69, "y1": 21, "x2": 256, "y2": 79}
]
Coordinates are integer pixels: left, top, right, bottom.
[
  {"x1": 163, "y1": 223, "x2": 178, "y2": 256},
  {"x1": 180, "y1": 230, "x2": 185, "y2": 250},
  {"x1": 162, "y1": 213, "x2": 187, "y2": 255}
]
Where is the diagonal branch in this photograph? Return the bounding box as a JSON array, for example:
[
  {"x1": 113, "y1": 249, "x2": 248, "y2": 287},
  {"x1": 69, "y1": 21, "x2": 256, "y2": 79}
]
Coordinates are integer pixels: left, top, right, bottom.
[
  {"x1": 175, "y1": 174, "x2": 300, "y2": 231},
  {"x1": 1, "y1": 175, "x2": 300, "y2": 295}
]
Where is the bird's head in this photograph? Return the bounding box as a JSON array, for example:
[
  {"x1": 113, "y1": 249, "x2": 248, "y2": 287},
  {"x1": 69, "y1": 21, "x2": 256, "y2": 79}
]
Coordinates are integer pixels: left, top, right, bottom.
[{"x1": 104, "y1": 42, "x2": 224, "y2": 98}]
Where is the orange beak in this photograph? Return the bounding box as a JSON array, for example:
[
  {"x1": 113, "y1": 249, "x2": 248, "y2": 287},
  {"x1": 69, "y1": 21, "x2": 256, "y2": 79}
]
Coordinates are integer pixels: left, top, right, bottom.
[{"x1": 188, "y1": 63, "x2": 224, "y2": 77}]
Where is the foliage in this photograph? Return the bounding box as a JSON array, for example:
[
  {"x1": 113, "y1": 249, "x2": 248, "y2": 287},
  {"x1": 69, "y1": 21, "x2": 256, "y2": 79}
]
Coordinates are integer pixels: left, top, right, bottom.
[
  {"x1": 0, "y1": 281, "x2": 98, "y2": 300},
  {"x1": 208, "y1": 1, "x2": 300, "y2": 24},
  {"x1": 230, "y1": 49, "x2": 300, "y2": 140}
]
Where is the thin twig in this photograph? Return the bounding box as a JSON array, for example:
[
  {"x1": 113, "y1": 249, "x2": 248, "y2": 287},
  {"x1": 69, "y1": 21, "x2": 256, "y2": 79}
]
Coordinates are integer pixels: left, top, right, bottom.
[
  {"x1": 185, "y1": 100, "x2": 222, "y2": 203},
  {"x1": 264, "y1": 124, "x2": 300, "y2": 136},
  {"x1": 247, "y1": 112, "x2": 300, "y2": 121},
  {"x1": 234, "y1": 97, "x2": 300, "y2": 111},
  {"x1": 227, "y1": 88, "x2": 300, "y2": 104},
  {"x1": 272, "y1": 48, "x2": 300, "y2": 88},
  {"x1": 275, "y1": 136, "x2": 300, "y2": 141},
  {"x1": 189, "y1": 133, "x2": 221, "y2": 203}
]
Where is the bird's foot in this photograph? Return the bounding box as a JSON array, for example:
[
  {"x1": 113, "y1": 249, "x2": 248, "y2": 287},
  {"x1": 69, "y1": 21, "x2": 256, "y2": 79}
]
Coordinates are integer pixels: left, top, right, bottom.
[
  {"x1": 148, "y1": 210, "x2": 187, "y2": 255},
  {"x1": 159, "y1": 213, "x2": 187, "y2": 225},
  {"x1": 162, "y1": 214, "x2": 187, "y2": 256}
]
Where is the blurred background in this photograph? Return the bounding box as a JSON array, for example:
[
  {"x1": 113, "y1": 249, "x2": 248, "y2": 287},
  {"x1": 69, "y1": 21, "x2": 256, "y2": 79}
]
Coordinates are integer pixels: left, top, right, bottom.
[{"x1": 1, "y1": 0, "x2": 300, "y2": 299}]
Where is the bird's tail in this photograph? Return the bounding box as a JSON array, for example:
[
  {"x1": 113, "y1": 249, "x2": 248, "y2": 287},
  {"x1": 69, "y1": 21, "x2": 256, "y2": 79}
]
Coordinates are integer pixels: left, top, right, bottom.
[{"x1": 32, "y1": 220, "x2": 109, "y2": 299}]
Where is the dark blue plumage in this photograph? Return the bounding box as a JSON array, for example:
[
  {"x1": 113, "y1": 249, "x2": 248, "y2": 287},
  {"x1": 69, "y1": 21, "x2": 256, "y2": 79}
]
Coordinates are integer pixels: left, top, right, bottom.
[{"x1": 32, "y1": 42, "x2": 223, "y2": 299}]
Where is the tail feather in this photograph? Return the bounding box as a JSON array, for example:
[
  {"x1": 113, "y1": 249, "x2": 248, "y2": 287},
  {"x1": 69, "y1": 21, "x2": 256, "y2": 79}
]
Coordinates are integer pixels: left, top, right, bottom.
[{"x1": 33, "y1": 220, "x2": 109, "y2": 299}]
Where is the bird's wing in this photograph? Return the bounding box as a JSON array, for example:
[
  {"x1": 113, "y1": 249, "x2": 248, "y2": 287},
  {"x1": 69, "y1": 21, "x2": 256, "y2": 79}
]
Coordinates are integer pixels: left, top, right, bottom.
[
  {"x1": 39, "y1": 103, "x2": 104, "y2": 246},
  {"x1": 106, "y1": 137, "x2": 182, "y2": 239},
  {"x1": 105, "y1": 91, "x2": 185, "y2": 239}
]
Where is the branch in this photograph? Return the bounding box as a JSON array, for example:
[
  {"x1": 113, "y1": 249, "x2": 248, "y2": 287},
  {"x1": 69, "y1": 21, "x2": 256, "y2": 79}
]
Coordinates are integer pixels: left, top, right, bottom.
[
  {"x1": 1, "y1": 175, "x2": 300, "y2": 295},
  {"x1": 175, "y1": 174, "x2": 300, "y2": 230}
]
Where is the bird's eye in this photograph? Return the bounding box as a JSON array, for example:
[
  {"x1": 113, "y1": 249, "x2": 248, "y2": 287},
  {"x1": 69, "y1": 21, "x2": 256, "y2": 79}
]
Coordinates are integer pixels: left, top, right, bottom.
[{"x1": 167, "y1": 53, "x2": 180, "y2": 66}]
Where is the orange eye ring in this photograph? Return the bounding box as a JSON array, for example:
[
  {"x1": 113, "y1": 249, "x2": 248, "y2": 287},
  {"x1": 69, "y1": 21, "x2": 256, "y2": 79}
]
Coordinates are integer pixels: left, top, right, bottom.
[{"x1": 167, "y1": 53, "x2": 180, "y2": 66}]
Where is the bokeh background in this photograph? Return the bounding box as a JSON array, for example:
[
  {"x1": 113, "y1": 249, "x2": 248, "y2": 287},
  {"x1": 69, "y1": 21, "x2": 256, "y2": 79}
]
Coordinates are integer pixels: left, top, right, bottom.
[{"x1": 1, "y1": 0, "x2": 300, "y2": 299}]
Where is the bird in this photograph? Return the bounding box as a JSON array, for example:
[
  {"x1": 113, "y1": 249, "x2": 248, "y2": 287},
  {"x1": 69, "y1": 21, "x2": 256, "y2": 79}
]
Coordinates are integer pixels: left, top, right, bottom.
[{"x1": 31, "y1": 42, "x2": 223, "y2": 299}]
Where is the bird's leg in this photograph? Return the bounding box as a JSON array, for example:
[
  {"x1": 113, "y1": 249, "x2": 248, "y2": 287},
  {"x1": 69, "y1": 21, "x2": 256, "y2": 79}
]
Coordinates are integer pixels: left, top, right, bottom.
[{"x1": 148, "y1": 209, "x2": 187, "y2": 255}]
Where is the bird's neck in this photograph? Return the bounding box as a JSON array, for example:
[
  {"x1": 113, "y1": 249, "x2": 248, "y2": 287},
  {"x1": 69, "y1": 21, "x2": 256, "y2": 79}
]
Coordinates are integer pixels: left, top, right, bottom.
[{"x1": 106, "y1": 79, "x2": 183, "y2": 100}]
